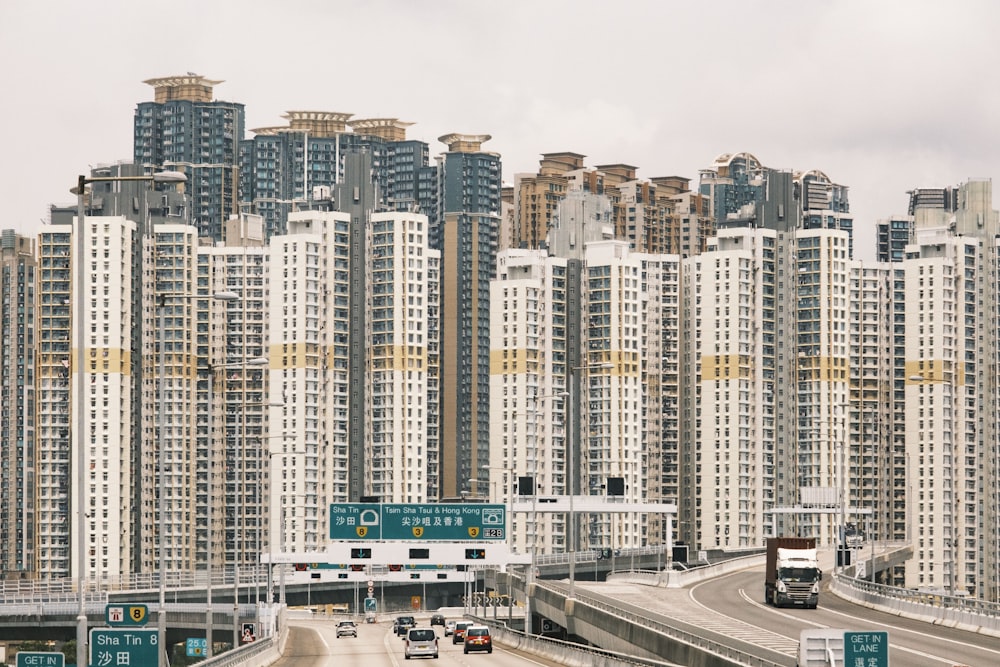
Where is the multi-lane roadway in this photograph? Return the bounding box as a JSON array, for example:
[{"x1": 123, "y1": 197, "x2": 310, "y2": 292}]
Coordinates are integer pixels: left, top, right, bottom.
[
  {"x1": 271, "y1": 562, "x2": 1000, "y2": 666},
  {"x1": 273, "y1": 617, "x2": 566, "y2": 667}
]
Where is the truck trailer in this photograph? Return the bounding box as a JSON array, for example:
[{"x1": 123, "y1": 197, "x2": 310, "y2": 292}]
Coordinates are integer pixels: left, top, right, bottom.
[{"x1": 764, "y1": 536, "x2": 821, "y2": 608}]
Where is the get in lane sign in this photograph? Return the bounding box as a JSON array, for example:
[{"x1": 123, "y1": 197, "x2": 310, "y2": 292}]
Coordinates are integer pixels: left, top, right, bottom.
[
  {"x1": 15, "y1": 653, "x2": 64, "y2": 667},
  {"x1": 330, "y1": 503, "x2": 506, "y2": 541},
  {"x1": 843, "y1": 631, "x2": 888, "y2": 666}
]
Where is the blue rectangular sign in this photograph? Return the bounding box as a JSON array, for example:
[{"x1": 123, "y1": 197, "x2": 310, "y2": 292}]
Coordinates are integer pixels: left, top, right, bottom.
[
  {"x1": 329, "y1": 503, "x2": 506, "y2": 541},
  {"x1": 186, "y1": 637, "x2": 208, "y2": 657}
]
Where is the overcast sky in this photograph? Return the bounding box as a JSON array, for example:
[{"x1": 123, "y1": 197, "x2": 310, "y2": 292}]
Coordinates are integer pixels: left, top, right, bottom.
[{"x1": 2, "y1": 0, "x2": 998, "y2": 260}]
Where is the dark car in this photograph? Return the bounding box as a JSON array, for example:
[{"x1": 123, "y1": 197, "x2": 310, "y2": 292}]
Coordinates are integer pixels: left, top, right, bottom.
[
  {"x1": 430, "y1": 613, "x2": 446, "y2": 626},
  {"x1": 395, "y1": 615, "x2": 416, "y2": 636}
]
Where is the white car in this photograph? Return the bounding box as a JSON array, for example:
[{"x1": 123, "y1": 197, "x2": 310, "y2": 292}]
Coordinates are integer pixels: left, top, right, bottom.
[
  {"x1": 336, "y1": 620, "x2": 357, "y2": 638},
  {"x1": 404, "y1": 627, "x2": 438, "y2": 659},
  {"x1": 444, "y1": 620, "x2": 456, "y2": 636}
]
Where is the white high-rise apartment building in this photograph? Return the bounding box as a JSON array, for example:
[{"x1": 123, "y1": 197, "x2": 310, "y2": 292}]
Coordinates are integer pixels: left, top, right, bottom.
[
  {"x1": 491, "y1": 189, "x2": 646, "y2": 556},
  {"x1": 680, "y1": 212, "x2": 855, "y2": 550},
  {"x1": 266, "y1": 211, "x2": 347, "y2": 556},
  {"x1": 682, "y1": 226, "x2": 776, "y2": 548},
  {"x1": 847, "y1": 263, "x2": 899, "y2": 560},
  {"x1": 365, "y1": 212, "x2": 438, "y2": 504},
  {"x1": 200, "y1": 215, "x2": 270, "y2": 574},
  {"x1": 633, "y1": 253, "x2": 681, "y2": 550},
  {"x1": 490, "y1": 248, "x2": 567, "y2": 555},
  {"x1": 788, "y1": 229, "x2": 853, "y2": 543},
  {"x1": 902, "y1": 178, "x2": 999, "y2": 600},
  {"x1": 582, "y1": 241, "x2": 646, "y2": 551},
  {"x1": 143, "y1": 222, "x2": 208, "y2": 576},
  {"x1": 266, "y1": 209, "x2": 440, "y2": 557},
  {"x1": 71, "y1": 214, "x2": 139, "y2": 581}
]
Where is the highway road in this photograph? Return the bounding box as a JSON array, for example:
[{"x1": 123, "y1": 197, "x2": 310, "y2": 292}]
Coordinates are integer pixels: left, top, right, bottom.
[
  {"x1": 273, "y1": 617, "x2": 564, "y2": 667},
  {"x1": 588, "y1": 566, "x2": 1000, "y2": 666}
]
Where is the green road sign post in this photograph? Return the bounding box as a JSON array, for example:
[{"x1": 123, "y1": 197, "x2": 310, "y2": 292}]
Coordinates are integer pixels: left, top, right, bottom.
[
  {"x1": 91, "y1": 628, "x2": 158, "y2": 667},
  {"x1": 105, "y1": 603, "x2": 149, "y2": 627},
  {"x1": 329, "y1": 503, "x2": 506, "y2": 541},
  {"x1": 843, "y1": 631, "x2": 889, "y2": 666},
  {"x1": 15, "y1": 652, "x2": 64, "y2": 667},
  {"x1": 364, "y1": 597, "x2": 377, "y2": 612}
]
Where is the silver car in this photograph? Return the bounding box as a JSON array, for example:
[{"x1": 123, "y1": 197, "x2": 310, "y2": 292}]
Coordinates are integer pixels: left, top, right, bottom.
[
  {"x1": 404, "y1": 627, "x2": 439, "y2": 659},
  {"x1": 336, "y1": 620, "x2": 357, "y2": 638}
]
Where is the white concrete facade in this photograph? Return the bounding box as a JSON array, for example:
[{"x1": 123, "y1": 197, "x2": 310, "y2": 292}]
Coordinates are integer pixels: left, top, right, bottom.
[{"x1": 72, "y1": 215, "x2": 137, "y2": 581}]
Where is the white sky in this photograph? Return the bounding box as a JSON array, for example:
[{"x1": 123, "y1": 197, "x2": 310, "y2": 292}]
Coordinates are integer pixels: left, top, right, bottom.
[{"x1": 2, "y1": 0, "x2": 998, "y2": 260}]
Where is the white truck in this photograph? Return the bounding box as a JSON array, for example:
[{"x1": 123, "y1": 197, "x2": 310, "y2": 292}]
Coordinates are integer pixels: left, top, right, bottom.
[{"x1": 764, "y1": 536, "x2": 822, "y2": 608}]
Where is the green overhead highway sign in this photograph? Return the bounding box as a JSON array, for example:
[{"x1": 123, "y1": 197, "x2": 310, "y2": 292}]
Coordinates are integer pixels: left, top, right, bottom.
[
  {"x1": 91, "y1": 628, "x2": 158, "y2": 667},
  {"x1": 330, "y1": 503, "x2": 506, "y2": 541}
]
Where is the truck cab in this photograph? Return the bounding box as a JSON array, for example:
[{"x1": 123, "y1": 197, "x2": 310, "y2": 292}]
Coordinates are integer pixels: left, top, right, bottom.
[{"x1": 765, "y1": 537, "x2": 822, "y2": 608}]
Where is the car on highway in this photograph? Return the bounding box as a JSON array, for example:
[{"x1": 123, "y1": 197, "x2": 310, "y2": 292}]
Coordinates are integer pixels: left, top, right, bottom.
[
  {"x1": 336, "y1": 620, "x2": 357, "y2": 638},
  {"x1": 463, "y1": 626, "x2": 492, "y2": 654},
  {"x1": 444, "y1": 620, "x2": 456, "y2": 636},
  {"x1": 404, "y1": 627, "x2": 439, "y2": 659},
  {"x1": 452, "y1": 620, "x2": 472, "y2": 644},
  {"x1": 430, "y1": 613, "x2": 446, "y2": 626},
  {"x1": 395, "y1": 615, "x2": 416, "y2": 636}
]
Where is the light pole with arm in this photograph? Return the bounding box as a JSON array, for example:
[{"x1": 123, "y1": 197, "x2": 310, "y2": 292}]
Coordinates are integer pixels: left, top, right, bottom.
[
  {"x1": 221, "y1": 356, "x2": 269, "y2": 649},
  {"x1": 567, "y1": 362, "x2": 613, "y2": 598},
  {"x1": 264, "y1": 434, "x2": 305, "y2": 610},
  {"x1": 72, "y1": 169, "x2": 186, "y2": 667},
  {"x1": 200, "y1": 309, "x2": 249, "y2": 658},
  {"x1": 523, "y1": 391, "x2": 567, "y2": 634},
  {"x1": 157, "y1": 290, "x2": 237, "y2": 663}
]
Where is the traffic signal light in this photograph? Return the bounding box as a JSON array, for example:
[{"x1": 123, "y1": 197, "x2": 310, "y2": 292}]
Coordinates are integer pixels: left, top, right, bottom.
[
  {"x1": 410, "y1": 573, "x2": 420, "y2": 580},
  {"x1": 350, "y1": 548, "x2": 372, "y2": 559},
  {"x1": 607, "y1": 476, "x2": 625, "y2": 496},
  {"x1": 465, "y1": 548, "x2": 486, "y2": 560},
  {"x1": 517, "y1": 476, "x2": 535, "y2": 495}
]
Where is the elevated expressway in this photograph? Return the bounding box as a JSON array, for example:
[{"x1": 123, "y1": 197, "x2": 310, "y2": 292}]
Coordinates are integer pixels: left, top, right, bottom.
[{"x1": 4, "y1": 544, "x2": 1000, "y2": 666}]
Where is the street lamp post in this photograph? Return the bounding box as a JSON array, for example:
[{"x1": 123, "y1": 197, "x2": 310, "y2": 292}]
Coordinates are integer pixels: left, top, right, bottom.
[
  {"x1": 221, "y1": 356, "x2": 269, "y2": 649},
  {"x1": 72, "y1": 170, "x2": 186, "y2": 667},
  {"x1": 521, "y1": 393, "x2": 564, "y2": 636},
  {"x1": 567, "y1": 362, "x2": 613, "y2": 598},
  {"x1": 276, "y1": 491, "x2": 309, "y2": 606},
  {"x1": 265, "y1": 440, "x2": 305, "y2": 610},
  {"x1": 157, "y1": 290, "x2": 237, "y2": 663}
]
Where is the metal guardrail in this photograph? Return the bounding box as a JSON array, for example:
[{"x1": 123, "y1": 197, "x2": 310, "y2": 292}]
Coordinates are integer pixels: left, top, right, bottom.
[
  {"x1": 553, "y1": 583, "x2": 785, "y2": 667},
  {"x1": 479, "y1": 617, "x2": 684, "y2": 667},
  {"x1": 0, "y1": 565, "x2": 271, "y2": 604},
  {"x1": 831, "y1": 570, "x2": 1000, "y2": 637},
  {"x1": 499, "y1": 557, "x2": 784, "y2": 667}
]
